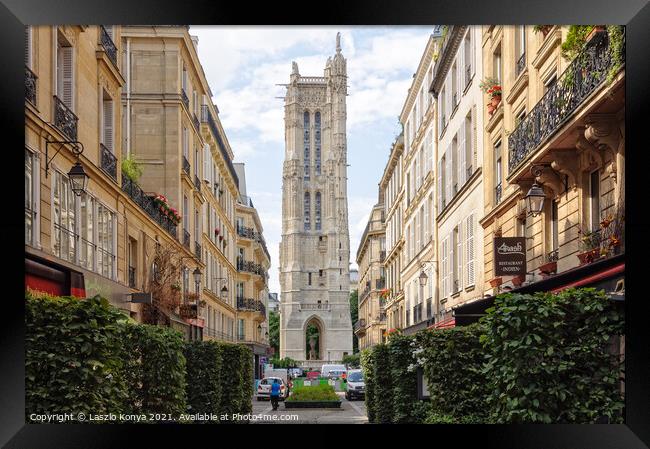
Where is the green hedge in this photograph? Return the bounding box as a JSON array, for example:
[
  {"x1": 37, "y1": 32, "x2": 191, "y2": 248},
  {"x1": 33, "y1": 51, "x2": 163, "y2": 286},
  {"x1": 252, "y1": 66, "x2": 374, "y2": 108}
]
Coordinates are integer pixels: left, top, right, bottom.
[
  {"x1": 360, "y1": 348, "x2": 376, "y2": 423},
  {"x1": 184, "y1": 340, "x2": 222, "y2": 420},
  {"x1": 286, "y1": 384, "x2": 339, "y2": 402},
  {"x1": 480, "y1": 288, "x2": 624, "y2": 423},
  {"x1": 239, "y1": 345, "x2": 254, "y2": 416},
  {"x1": 26, "y1": 293, "x2": 129, "y2": 418},
  {"x1": 416, "y1": 323, "x2": 490, "y2": 423},
  {"x1": 372, "y1": 344, "x2": 393, "y2": 424},
  {"x1": 388, "y1": 334, "x2": 424, "y2": 423},
  {"x1": 218, "y1": 343, "x2": 244, "y2": 416}
]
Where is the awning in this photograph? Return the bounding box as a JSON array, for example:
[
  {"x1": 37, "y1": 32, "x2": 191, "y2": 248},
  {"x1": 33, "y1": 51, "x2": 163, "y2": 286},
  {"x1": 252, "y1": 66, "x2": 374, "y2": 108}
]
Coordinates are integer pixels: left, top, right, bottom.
[{"x1": 453, "y1": 253, "x2": 625, "y2": 326}]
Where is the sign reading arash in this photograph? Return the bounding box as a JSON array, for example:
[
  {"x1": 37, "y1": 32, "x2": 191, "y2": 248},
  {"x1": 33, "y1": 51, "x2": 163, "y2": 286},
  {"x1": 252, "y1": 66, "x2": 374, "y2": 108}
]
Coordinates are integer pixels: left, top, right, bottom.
[{"x1": 493, "y1": 237, "x2": 527, "y2": 276}]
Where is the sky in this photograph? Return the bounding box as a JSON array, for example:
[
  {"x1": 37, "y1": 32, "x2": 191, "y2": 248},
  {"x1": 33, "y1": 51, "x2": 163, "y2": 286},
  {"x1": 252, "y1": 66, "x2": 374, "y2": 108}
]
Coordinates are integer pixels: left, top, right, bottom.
[{"x1": 191, "y1": 26, "x2": 433, "y2": 297}]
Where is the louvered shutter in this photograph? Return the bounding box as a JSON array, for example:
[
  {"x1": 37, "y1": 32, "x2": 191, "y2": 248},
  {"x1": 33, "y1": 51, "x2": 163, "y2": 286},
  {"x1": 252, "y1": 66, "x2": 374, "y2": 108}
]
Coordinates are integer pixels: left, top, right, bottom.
[
  {"x1": 203, "y1": 143, "x2": 210, "y2": 183},
  {"x1": 441, "y1": 237, "x2": 447, "y2": 298},
  {"x1": 470, "y1": 28, "x2": 476, "y2": 77},
  {"x1": 62, "y1": 46, "x2": 73, "y2": 109},
  {"x1": 25, "y1": 26, "x2": 31, "y2": 67},
  {"x1": 445, "y1": 147, "x2": 452, "y2": 204},
  {"x1": 471, "y1": 105, "x2": 478, "y2": 170},
  {"x1": 457, "y1": 221, "x2": 464, "y2": 291},
  {"x1": 456, "y1": 56, "x2": 462, "y2": 104},
  {"x1": 436, "y1": 159, "x2": 443, "y2": 213},
  {"x1": 103, "y1": 99, "x2": 113, "y2": 152},
  {"x1": 459, "y1": 123, "x2": 466, "y2": 186},
  {"x1": 466, "y1": 213, "x2": 475, "y2": 286}
]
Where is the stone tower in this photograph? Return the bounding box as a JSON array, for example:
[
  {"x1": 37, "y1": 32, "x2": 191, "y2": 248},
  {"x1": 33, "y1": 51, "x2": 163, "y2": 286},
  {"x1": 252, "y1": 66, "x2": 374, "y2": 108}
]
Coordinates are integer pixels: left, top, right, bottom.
[{"x1": 279, "y1": 33, "x2": 353, "y2": 365}]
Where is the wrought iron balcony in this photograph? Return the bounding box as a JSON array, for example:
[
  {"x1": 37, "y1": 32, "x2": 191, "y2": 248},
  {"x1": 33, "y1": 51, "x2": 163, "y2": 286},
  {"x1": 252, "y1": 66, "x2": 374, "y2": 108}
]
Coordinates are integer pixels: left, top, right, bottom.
[
  {"x1": 128, "y1": 266, "x2": 136, "y2": 288},
  {"x1": 195, "y1": 241, "x2": 202, "y2": 260},
  {"x1": 516, "y1": 52, "x2": 526, "y2": 77},
  {"x1": 181, "y1": 89, "x2": 189, "y2": 110},
  {"x1": 547, "y1": 248, "x2": 559, "y2": 262},
  {"x1": 508, "y1": 31, "x2": 623, "y2": 174},
  {"x1": 237, "y1": 258, "x2": 265, "y2": 277},
  {"x1": 99, "y1": 25, "x2": 117, "y2": 66},
  {"x1": 495, "y1": 183, "x2": 502, "y2": 205},
  {"x1": 100, "y1": 143, "x2": 117, "y2": 181},
  {"x1": 121, "y1": 175, "x2": 178, "y2": 238},
  {"x1": 182, "y1": 156, "x2": 191, "y2": 176},
  {"x1": 237, "y1": 224, "x2": 257, "y2": 240},
  {"x1": 194, "y1": 175, "x2": 201, "y2": 193},
  {"x1": 203, "y1": 326, "x2": 235, "y2": 342},
  {"x1": 53, "y1": 95, "x2": 78, "y2": 141},
  {"x1": 25, "y1": 66, "x2": 36, "y2": 106},
  {"x1": 236, "y1": 297, "x2": 266, "y2": 315}
]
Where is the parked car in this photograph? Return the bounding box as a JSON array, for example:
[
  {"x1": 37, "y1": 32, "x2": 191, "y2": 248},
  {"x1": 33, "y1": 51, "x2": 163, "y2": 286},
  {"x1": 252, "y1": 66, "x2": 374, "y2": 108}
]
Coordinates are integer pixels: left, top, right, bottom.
[
  {"x1": 321, "y1": 364, "x2": 347, "y2": 379},
  {"x1": 344, "y1": 369, "x2": 365, "y2": 401},
  {"x1": 306, "y1": 370, "x2": 321, "y2": 380},
  {"x1": 256, "y1": 377, "x2": 287, "y2": 401}
]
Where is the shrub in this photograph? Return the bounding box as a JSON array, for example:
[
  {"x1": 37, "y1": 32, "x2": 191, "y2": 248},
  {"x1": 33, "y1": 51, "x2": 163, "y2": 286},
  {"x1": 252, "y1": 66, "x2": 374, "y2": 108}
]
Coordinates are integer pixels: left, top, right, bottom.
[
  {"x1": 285, "y1": 384, "x2": 339, "y2": 402},
  {"x1": 360, "y1": 349, "x2": 376, "y2": 423},
  {"x1": 121, "y1": 154, "x2": 143, "y2": 183},
  {"x1": 342, "y1": 352, "x2": 360, "y2": 368},
  {"x1": 25, "y1": 293, "x2": 129, "y2": 419},
  {"x1": 239, "y1": 345, "x2": 254, "y2": 415},
  {"x1": 480, "y1": 289, "x2": 624, "y2": 423},
  {"x1": 122, "y1": 323, "x2": 187, "y2": 419},
  {"x1": 388, "y1": 334, "x2": 421, "y2": 423},
  {"x1": 270, "y1": 357, "x2": 298, "y2": 368},
  {"x1": 218, "y1": 343, "x2": 244, "y2": 416},
  {"x1": 372, "y1": 344, "x2": 393, "y2": 424},
  {"x1": 184, "y1": 340, "x2": 222, "y2": 420},
  {"x1": 417, "y1": 323, "x2": 490, "y2": 423}
]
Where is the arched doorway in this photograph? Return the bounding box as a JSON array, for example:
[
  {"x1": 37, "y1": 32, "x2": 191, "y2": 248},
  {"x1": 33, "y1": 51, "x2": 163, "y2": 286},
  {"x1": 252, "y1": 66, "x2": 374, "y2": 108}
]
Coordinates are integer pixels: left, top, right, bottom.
[{"x1": 304, "y1": 316, "x2": 324, "y2": 360}]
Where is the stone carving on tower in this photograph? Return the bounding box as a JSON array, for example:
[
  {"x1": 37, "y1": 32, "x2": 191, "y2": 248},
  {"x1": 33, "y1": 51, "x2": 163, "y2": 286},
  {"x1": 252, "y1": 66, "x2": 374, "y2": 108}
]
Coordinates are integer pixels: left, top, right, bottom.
[{"x1": 279, "y1": 33, "x2": 352, "y2": 365}]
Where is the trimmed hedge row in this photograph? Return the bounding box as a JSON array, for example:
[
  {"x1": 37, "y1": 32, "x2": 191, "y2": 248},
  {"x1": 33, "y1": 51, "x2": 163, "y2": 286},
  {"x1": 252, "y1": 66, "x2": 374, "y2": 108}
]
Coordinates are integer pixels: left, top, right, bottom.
[
  {"x1": 388, "y1": 334, "x2": 428, "y2": 423},
  {"x1": 26, "y1": 292, "x2": 254, "y2": 422},
  {"x1": 360, "y1": 349, "x2": 376, "y2": 423}
]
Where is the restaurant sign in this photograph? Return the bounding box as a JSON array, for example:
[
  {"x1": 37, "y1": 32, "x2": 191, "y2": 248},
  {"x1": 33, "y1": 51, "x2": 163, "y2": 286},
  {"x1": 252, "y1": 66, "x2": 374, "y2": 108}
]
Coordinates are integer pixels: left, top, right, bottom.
[{"x1": 494, "y1": 237, "x2": 526, "y2": 276}]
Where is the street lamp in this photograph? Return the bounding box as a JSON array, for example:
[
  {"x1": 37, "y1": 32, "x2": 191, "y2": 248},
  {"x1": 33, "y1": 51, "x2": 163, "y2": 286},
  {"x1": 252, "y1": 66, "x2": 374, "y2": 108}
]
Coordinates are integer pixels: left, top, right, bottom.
[
  {"x1": 220, "y1": 285, "x2": 228, "y2": 300},
  {"x1": 526, "y1": 166, "x2": 547, "y2": 217},
  {"x1": 418, "y1": 269, "x2": 428, "y2": 287},
  {"x1": 193, "y1": 267, "x2": 202, "y2": 294},
  {"x1": 68, "y1": 162, "x2": 89, "y2": 197}
]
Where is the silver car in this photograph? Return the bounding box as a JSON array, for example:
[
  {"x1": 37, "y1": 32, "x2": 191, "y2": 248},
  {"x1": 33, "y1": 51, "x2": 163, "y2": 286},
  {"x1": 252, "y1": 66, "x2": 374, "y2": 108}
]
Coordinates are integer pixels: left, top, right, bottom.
[
  {"x1": 344, "y1": 369, "x2": 365, "y2": 401},
  {"x1": 256, "y1": 377, "x2": 287, "y2": 401}
]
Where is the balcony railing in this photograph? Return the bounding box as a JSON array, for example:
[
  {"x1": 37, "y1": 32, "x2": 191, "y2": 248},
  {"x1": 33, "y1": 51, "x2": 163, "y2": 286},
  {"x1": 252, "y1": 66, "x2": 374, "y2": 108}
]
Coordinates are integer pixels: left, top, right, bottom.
[
  {"x1": 194, "y1": 175, "x2": 201, "y2": 193},
  {"x1": 181, "y1": 89, "x2": 189, "y2": 110},
  {"x1": 547, "y1": 248, "x2": 559, "y2": 262},
  {"x1": 183, "y1": 229, "x2": 190, "y2": 249},
  {"x1": 99, "y1": 25, "x2": 117, "y2": 66},
  {"x1": 237, "y1": 259, "x2": 265, "y2": 277},
  {"x1": 128, "y1": 266, "x2": 136, "y2": 288},
  {"x1": 25, "y1": 66, "x2": 36, "y2": 106},
  {"x1": 100, "y1": 143, "x2": 117, "y2": 181},
  {"x1": 182, "y1": 156, "x2": 191, "y2": 176},
  {"x1": 236, "y1": 297, "x2": 266, "y2": 315},
  {"x1": 237, "y1": 224, "x2": 257, "y2": 240},
  {"x1": 53, "y1": 95, "x2": 78, "y2": 141},
  {"x1": 121, "y1": 175, "x2": 178, "y2": 238},
  {"x1": 516, "y1": 52, "x2": 526, "y2": 77},
  {"x1": 195, "y1": 241, "x2": 202, "y2": 260},
  {"x1": 203, "y1": 326, "x2": 235, "y2": 342},
  {"x1": 508, "y1": 31, "x2": 623, "y2": 174},
  {"x1": 200, "y1": 105, "x2": 239, "y2": 186},
  {"x1": 354, "y1": 319, "x2": 366, "y2": 332}
]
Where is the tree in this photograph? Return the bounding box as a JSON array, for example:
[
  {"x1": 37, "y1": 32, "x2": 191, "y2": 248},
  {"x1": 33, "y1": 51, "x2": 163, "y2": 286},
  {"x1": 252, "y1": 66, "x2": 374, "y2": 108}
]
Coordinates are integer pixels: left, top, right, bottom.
[
  {"x1": 349, "y1": 289, "x2": 359, "y2": 353},
  {"x1": 268, "y1": 310, "x2": 279, "y2": 355}
]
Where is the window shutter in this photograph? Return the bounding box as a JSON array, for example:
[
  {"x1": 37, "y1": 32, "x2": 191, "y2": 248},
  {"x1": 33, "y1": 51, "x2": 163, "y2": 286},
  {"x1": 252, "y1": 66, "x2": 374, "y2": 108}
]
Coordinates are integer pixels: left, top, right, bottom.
[
  {"x1": 445, "y1": 147, "x2": 452, "y2": 204},
  {"x1": 470, "y1": 28, "x2": 476, "y2": 77},
  {"x1": 457, "y1": 221, "x2": 464, "y2": 290},
  {"x1": 441, "y1": 237, "x2": 447, "y2": 298},
  {"x1": 459, "y1": 123, "x2": 466, "y2": 186},
  {"x1": 103, "y1": 99, "x2": 113, "y2": 152},
  {"x1": 62, "y1": 46, "x2": 73, "y2": 109},
  {"x1": 471, "y1": 105, "x2": 478, "y2": 170},
  {"x1": 466, "y1": 213, "x2": 475, "y2": 286},
  {"x1": 436, "y1": 159, "x2": 443, "y2": 214},
  {"x1": 203, "y1": 143, "x2": 210, "y2": 183}
]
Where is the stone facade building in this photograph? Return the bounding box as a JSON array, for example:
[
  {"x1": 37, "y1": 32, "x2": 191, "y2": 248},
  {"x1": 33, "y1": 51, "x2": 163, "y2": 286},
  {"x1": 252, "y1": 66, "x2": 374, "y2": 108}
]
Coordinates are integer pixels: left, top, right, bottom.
[
  {"x1": 354, "y1": 195, "x2": 386, "y2": 350},
  {"x1": 279, "y1": 34, "x2": 353, "y2": 366}
]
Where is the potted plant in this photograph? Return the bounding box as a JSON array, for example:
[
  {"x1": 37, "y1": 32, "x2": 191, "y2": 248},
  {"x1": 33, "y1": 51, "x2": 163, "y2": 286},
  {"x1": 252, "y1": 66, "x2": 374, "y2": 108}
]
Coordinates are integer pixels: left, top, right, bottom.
[
  {"x1": 576, "y1": 211, "x2": 624, "y2": 265},
  {"x1": 480, "y1": 77, "x2": 502, "y2": 115},
  {"x1": 533, "y1": 25, "x2": 553, "y2": 38},
  {"x1": 586, "y1": 25, "x2": 606, "y2": 42},
  {"x1": 121, "y1": 154, "x2": 143, "y2": 183},
  {"x1": 489, "y1": 277, "x2": 502, "y2": 288},
  {"x1": 511, "y1": 274, "x2": 526, "y2": 287},
  {"x1": 214, "y1": 227, "x2": 220, "y2": 236}
]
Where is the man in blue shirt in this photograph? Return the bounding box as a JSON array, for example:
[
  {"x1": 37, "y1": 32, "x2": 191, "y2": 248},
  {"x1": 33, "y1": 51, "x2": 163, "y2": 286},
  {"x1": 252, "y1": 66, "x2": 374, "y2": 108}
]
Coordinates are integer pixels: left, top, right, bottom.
[{"x1": 270, "y1": 379, "x2": 281, "y2": 410}]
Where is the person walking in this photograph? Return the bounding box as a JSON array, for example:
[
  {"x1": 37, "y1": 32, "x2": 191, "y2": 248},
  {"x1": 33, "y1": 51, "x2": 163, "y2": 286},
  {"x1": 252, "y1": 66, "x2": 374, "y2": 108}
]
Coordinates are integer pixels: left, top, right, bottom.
[{"x1": 270, "y1": 379, "x2": 281, "y2": 411}]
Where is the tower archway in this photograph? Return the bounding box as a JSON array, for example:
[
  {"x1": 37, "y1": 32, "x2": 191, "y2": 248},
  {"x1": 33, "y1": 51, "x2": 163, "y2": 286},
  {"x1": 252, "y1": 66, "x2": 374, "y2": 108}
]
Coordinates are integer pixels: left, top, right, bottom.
[{"x1": 303, "y1": 315, "x2": 325, "y2": 361}]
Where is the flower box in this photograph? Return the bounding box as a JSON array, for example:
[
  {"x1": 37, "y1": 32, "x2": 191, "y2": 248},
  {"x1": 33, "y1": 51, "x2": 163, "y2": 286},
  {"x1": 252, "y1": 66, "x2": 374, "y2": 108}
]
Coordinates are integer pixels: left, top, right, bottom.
[
  {"x1": 538, "y1": 261, "x2": 557, "y2": 277},
  {"x1": 489, "y1": 277, "x2": 502, "y2": 288},
  {"x1": 586, "y1": 25, "x2": 606, "y2": 42},
  {"x1": 511, "y1": 274, "x2": 525, "y2": 287},
  {"x1": 577, "y1": 249, "x2": 601, "y2": 266}
]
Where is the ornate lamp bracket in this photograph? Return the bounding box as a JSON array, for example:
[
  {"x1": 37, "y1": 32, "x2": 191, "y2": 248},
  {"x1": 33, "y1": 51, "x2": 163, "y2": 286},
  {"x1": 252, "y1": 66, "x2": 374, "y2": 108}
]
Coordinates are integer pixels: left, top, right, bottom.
[{"x1": 44, "y1": 138, "x2": 84, "y2": 178}]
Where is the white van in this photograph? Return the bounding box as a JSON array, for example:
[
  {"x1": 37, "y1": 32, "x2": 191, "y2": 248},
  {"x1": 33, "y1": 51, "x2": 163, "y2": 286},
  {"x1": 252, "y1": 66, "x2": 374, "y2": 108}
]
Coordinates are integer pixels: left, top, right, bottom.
[{"x1": 321, "y1": 364, "x2": 347, "y2": 379}]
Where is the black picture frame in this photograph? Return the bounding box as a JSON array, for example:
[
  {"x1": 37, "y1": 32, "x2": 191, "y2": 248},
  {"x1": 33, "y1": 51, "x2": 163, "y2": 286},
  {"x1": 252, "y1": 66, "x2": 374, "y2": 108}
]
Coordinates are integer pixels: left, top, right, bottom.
[{"x1": 3, "y1": 0, "x2": 649, "y2": 446}]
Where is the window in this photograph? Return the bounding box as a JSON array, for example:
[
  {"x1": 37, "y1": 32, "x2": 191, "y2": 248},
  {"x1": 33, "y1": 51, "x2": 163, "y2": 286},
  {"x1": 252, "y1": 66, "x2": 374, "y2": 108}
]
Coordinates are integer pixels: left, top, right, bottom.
[
  {"x1": 53, "y1": 171, "x2": 76, "y2": 262},
  {"x1": 464, "y1": 112, "x2": 473, "y2": 179},
  {"x1": 78, "y1": 193, "x2": 95, "y2": 271},
  {"x1": 451, "y1": 62, "x2": 458, "y2": 107},
  {"x1": 415, "y1": 213, "x2": 420, "y2": 253},
  {"x1": 25, "y1": 149, "x2": 40, "y2": 246},
  {"x1": 183, "y1": 195, "x2": 189, "y2": 231},
  {"x1": 96, "y1": 203, "x2": 115, "y2": 279},
  {"x1": 194, "y1": 146, "x2": 199, "y2": 179},
  {"x1": 544, "y1": 73, "x2": 557, "y2": 94},
  {"x1": 304, "y1": 111, "x2": 310, "y2": 181},
  {"x1": 466, "y1": 214, "x2": 475, "y2": 286},
  {"x1": 101, "y1": 91, "x2": 114, "y2": 152},
  {"x1": 439, "y1": 87, "x2": 447, "y2": 132},
  {"x1": 515, "y1": 26, "x2": 526, "y2": 76},
  {"x1": 419, "y1": 206, "x2": 425, "y2": 250},
  {"x1": 441, "y1": 236, "x2": 448, "y2": 298},
  {"x1": 304, "y1": 192, "x2": 311, "y2": 231},
  {"x1": 236, "y1": 282, "x2": 244, "y2": 299},
  {"x1": 452, "y1": 224, "x2": 462, "y2": 293},
  {"x1": 493, "y1": 44, "x2": 502, "y2": 85},
  {"x1": 424, "y1": 199, "x2": 430, "y2": 242},
  {"x1": 314, "y1": 112, "x2": 321, "y2": 175},
  {"x1": 308, "y1": 272, "x2": 312, "y2": 286},
  {"x1": 452, "y1": 135, "x2": 458, "y2": 195},
  {"x1": 464, "y1": 30, "x2": 472, "y2": 88},
  {"x1": 315, "y1": 191, "x2": 321, "y2": 231},
  {"x1": 182, "y1": 127, "x2": 189, "y2": 159},
  {"x1": 56, "y1": 32, "x2": 74, "y2": 109},
  {"x1": 551, "y1": 200, "x2": 559, "y2": 252},
  {"x1": 494, "y1": 140, "x2": 502, "y2": 204},
  {"x1": 438, "y1": 154, "x2": 447, "y2": 211},
  {"x1": 182, "y1": 64, "x2": 187, "y2": 92},
  {"x1": 238, "y1": 319, "x2": 245, "y2": 340},
  {"x1": 590, "y1": 170, "x2": 601, "y2": 231}
]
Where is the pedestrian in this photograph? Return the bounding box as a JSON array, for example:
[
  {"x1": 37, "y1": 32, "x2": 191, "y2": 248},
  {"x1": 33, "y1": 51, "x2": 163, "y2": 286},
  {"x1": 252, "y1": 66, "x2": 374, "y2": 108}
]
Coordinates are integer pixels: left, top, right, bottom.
[{"x1": 270, "y1": 378, "x2": 281, "y2": 411}]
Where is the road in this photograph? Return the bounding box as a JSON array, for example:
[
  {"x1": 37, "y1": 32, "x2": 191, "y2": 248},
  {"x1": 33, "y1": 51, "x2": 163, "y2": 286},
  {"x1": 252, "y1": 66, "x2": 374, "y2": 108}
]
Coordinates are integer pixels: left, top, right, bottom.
[{"x1": 250, "y1": 391, "x2": 368, "y2": 424}]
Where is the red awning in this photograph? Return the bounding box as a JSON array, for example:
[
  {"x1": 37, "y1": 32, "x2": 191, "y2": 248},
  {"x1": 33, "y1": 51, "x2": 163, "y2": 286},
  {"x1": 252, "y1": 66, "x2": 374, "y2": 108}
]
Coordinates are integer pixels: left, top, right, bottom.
[
  {"x1": 428, "y1": 317, "x2": 455, "y2": 330},
  {"x1": 550, "y1": 262, "x2": 624, "y2": 293}
]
